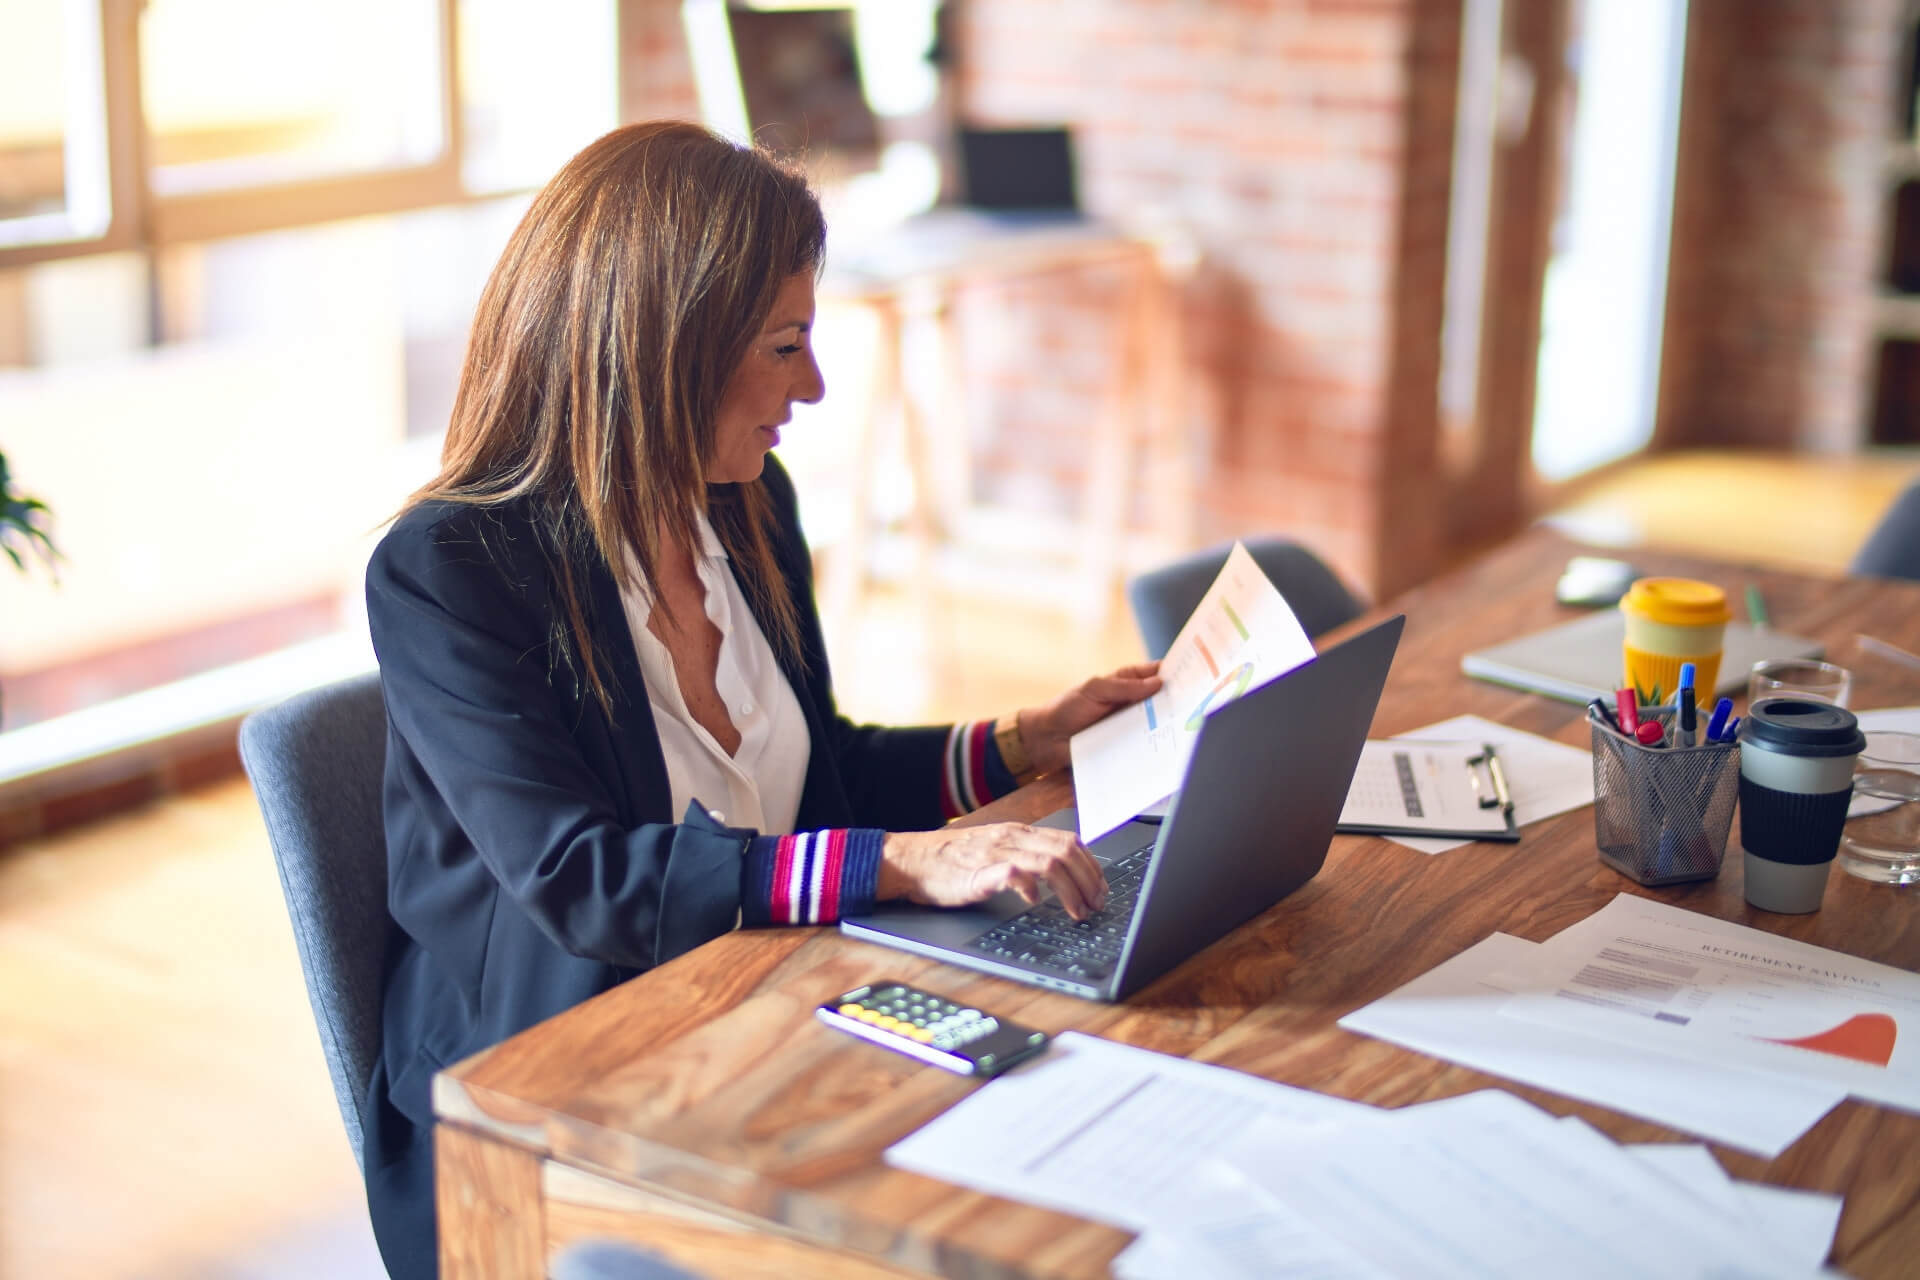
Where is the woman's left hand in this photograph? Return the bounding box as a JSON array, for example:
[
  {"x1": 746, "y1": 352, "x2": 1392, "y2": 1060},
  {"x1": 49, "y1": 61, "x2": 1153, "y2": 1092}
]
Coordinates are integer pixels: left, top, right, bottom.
[{"x1": 1017, "y1": 661, "x2": 1162, "y2": 776}]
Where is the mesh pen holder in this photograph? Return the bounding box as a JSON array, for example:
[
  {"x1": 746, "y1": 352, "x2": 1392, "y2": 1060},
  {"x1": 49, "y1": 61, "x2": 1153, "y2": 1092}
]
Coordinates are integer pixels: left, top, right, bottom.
[{"x1": 1591, "y1": 719, "x2": 1741, "y2": 886}]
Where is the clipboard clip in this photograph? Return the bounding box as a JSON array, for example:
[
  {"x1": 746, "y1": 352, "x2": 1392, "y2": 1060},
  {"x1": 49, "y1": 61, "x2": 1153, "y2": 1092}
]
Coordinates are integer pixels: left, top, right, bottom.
[{"x1": 1466, "y1": 745, "x2": 1513, "y2": 814}]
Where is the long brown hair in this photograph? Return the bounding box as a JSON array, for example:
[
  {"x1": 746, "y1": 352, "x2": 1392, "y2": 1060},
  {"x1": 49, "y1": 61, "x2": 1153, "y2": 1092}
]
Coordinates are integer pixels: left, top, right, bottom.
[{"x1": 402, "y1": 121, "x2": 824, "y2": 710}]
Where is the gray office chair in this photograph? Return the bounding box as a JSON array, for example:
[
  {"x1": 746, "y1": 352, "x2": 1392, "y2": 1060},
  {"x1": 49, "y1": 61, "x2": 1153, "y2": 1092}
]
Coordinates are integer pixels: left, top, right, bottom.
[
  {"x1": 237, "y1": 671, "x2": 389, "y2": 1172},
  {"x1": 1850, "y1": 480, "x2": 1920, "y2": 582},
  {"x1": 1128, "y1": 537, "x2": 1367, "y2": 660}
]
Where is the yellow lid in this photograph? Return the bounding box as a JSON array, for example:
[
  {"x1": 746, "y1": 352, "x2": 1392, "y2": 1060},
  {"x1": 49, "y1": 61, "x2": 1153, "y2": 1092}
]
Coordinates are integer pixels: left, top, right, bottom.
[{"x1": 1620, "y1": 577, "x2": 1732, "y2": 626}]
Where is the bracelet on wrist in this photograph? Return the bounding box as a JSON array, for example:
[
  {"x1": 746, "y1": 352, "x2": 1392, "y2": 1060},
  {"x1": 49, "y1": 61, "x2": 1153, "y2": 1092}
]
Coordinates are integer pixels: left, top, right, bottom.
[{"x1": 995, "y1": 715, "x2": 1041, "y2": 785}]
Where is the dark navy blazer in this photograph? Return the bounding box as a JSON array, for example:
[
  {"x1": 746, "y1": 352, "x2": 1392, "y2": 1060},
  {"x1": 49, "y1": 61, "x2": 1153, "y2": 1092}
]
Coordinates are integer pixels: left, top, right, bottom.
[{"x1": 360, "y1": 456, "x2": 955, "y2": 1278}]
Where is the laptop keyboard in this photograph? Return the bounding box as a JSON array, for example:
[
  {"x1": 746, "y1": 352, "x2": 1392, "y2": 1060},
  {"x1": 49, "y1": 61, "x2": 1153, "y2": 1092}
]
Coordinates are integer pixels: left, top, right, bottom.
[{"x1": 964, "y1": 837, "x2": 1156, "y2": 984}]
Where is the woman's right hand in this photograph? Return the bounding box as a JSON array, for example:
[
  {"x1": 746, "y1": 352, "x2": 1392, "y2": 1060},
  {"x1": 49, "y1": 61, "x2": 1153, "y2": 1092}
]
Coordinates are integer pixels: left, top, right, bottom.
[{"x1": 878, "y1": 824, "x2": 1110, "y2": 921}]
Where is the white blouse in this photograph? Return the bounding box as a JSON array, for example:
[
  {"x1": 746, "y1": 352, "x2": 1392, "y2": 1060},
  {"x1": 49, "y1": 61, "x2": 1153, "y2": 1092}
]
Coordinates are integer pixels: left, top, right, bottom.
[{"x1": 618, "y1": 514, "x2": 810, "y2": 835}]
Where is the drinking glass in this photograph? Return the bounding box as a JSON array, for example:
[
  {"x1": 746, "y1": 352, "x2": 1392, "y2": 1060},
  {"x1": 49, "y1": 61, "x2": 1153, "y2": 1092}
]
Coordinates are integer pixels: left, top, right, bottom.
[
  {"x1": 1839, "y1": 732, "x2": 1920, "y2": 885},
  {"x1": 1748, "y1": 659, "x2": 1852, "y2": 709}
]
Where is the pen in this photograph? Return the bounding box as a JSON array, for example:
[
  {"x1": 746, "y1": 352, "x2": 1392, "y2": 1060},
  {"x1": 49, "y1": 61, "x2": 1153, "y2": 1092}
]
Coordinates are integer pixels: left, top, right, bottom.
[
  {"x1": 1616, "y1": 688, "x2": 1640, "y2": 737},
  {"x1": 1705, "y1": 696, "x2": 1733, "y2": 743},
  {"x1": 1857, "y1": 633, "x2": 1920, "y2": 671},
  {"x1": 1746, "y1": 584, "x2": 1769, "y2": 629},
  {"x1": 1678, "y1": 673, "x2": 1696, "y2": 749},
  {"x1": 1587, "y1": 697, "x2": 1621, "y2": 734},
  {"x1": 1635, "y1": 720, "x2": 1665, "y2": 747}
]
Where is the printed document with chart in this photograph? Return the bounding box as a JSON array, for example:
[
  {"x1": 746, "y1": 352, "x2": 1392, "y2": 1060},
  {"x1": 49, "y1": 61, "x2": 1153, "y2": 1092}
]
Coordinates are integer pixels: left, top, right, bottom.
[
  {"x1": 1069, "y1": 543, "x2": 1317, "y2": 842},
  {"x1": 1499, "y1": 894, "x2": 1920, "y2": 1113}
]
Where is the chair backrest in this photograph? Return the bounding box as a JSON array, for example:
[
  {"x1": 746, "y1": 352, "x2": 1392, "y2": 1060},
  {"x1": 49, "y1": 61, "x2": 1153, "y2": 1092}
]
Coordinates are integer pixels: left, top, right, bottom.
[
  {"x1": 1851, "y1": 480, "x2": 1920, "y2": 582},
  {"x1": 1128, "y1": 537, "x2": 1367, "y2": 660},
  {"x1": 238, "y1": 671, "x2": 389, "y2": 1172}
]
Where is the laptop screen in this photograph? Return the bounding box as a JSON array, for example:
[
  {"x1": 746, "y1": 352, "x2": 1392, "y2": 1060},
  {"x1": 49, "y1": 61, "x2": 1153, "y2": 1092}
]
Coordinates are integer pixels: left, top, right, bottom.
[{"x1": 956, "y1": 126, "x2": 1080, "y2": 214}]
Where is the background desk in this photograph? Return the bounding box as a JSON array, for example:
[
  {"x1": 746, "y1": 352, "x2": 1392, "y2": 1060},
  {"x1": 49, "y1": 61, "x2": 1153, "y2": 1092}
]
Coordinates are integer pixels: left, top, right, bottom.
[
  {"x1": 817, "y1": 213, "x2": 1196, "y2": 631},
  {"x1": 434, "y1": 527, "x2": 1920, "y2": 1279}
]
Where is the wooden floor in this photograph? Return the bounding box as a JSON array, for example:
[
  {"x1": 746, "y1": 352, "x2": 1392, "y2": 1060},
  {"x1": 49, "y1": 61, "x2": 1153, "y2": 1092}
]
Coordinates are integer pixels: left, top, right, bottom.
[{"x1": 1, "y1": 449, "x2": 1914, "y2": 1279}]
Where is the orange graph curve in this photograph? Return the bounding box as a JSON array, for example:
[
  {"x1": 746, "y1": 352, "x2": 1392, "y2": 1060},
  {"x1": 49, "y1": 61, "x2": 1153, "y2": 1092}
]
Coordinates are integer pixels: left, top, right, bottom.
[{"x1": 1757, "y1": 1013, "x2": 1897, "y2": 1067}]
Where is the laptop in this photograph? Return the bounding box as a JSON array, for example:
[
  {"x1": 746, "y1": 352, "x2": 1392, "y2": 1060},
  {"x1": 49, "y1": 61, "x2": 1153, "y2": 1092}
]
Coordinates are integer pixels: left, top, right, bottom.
[
  {"x1": 842, "y1": 615, "x2": 1406, "y2": 1001},
  {"x1": 954, "y1": 125, "x2": 1084, "y2": 226}
]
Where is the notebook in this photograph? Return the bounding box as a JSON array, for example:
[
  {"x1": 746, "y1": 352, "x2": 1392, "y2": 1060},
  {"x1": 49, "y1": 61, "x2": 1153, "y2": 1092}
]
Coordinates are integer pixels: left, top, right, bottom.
[
  {"x1": 842, "y1": 615, "x2": 1405, "y2": 1002},
  {"x1": 1461, "y1": 610, "x2": 1822, "y2": 706}
]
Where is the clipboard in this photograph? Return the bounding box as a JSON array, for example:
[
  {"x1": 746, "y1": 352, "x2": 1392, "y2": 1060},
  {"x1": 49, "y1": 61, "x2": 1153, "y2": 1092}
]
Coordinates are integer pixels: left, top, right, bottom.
[{"x1": 1336, "y1": 740, "x2": 1521, "y2": 842}]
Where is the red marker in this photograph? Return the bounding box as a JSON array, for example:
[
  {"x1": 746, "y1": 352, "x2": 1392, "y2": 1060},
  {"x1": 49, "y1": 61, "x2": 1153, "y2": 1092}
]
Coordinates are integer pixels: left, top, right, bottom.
[
  {"x1": 1635, "y1": 720, "x2": 1665, "y2": 747},
  {"x1": 1615, "y1": 689, "x2": 1640, "y2": 736}
]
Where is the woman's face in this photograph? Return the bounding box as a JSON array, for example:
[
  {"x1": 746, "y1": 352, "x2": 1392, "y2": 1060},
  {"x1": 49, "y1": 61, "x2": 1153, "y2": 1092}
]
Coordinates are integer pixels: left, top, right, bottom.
[{"x1": 707, "y1": 272, "x2": 825, "y2": 484}]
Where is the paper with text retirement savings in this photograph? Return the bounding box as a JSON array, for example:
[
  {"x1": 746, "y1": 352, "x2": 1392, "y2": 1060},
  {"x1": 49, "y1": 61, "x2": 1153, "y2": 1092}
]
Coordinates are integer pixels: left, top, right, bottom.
[{"x1": 1069, "y1": 542, "x2": 1316, "y2": 842}]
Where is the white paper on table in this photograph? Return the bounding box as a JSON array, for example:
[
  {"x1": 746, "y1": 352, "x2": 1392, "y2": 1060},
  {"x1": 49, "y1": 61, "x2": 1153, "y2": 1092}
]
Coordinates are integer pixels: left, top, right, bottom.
[
  {"x1": 1218, "y1": 1090, "x2": 1813, "y2": 1280},
  {"x1": 1109, "y1": 1160, "x2": 1392, "y2": 1280},
  {"x1": 1624, "y1": 1142, "x2": 1842, "y2": 1273},
  {"x1": 885, "y1": 1030, "x2": 1371, "y2": 1233},
  {"x1": 1369, "y1": 714, "x2": 1594, "y2": 854},
  {"x1": 1338, "y1": 932, "x2": 1842, "y2": 1157},
  {"x1": 1338, "y1": 740, "x2": 1518, "y2": 835},
  {"x1": 1068, "y1": 542, "x2": 1316, "y2": 841},
  {"x1": 1500, "y1": 894, "x2": 1920, "y2": 1114}
]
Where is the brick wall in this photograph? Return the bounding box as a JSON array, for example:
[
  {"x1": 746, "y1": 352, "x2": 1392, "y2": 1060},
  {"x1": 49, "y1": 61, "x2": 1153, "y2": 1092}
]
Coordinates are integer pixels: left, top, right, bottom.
[
  {"x1": 617, "y1": 0, "x2": 701, "y2": 122},
  {"x1": 1660, "y1": 0, "x2": 1901, "y2": 455},
  {"x1": 610, "y1": 0, "x2": 1459, "y2": 597},
  {"x1": 952, "y1": 0, "x2": 1457, "y2": 596}
]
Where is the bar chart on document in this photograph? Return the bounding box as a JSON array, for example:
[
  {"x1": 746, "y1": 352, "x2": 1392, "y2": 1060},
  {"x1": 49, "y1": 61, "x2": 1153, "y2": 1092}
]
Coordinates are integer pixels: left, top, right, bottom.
[{"x1": 1070, "y1": 543, "x2": 1318, "y2": 841}]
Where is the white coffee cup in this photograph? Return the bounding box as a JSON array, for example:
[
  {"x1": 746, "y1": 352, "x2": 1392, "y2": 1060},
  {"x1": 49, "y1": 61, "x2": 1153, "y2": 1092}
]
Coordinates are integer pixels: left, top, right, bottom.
[{"x1": 1738, "y1": 698, "x2": 1866, "y2": 913}]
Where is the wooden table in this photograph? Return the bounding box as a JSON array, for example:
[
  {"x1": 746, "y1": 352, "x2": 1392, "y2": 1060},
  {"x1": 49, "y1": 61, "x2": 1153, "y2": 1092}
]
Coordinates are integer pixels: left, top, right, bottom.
[{"x1": 434, "y1": 528, "x2": 1920, "y2": 1279}]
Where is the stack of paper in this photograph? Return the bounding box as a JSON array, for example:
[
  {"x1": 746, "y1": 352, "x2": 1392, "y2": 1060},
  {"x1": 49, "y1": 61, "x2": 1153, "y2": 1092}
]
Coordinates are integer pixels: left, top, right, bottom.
[
  {"x1": 1342, "y1": 893, "x2": 1920, "y2": 1159},
  {"x1": 887, "y1": 1033, "x2": 1844, "y2": 1278}
]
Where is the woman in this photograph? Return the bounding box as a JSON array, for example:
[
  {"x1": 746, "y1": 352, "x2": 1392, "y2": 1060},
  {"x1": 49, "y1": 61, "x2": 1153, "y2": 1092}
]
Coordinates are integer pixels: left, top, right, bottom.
[{"x1": 362, "y1": 121, "x2": 1159, "y2": 1277}]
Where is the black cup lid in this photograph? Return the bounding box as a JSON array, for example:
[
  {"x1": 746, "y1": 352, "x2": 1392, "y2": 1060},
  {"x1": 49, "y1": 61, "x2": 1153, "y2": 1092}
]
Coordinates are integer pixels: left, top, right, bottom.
[{"x1": 1741, "y1": 698, "x2": 1866, "y2": 757}]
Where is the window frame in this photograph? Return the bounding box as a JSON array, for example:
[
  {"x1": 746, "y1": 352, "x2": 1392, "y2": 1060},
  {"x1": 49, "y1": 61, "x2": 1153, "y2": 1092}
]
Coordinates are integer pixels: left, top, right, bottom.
[{"x1": 0, "y1": 0, "x2": 467, "y2": 271}]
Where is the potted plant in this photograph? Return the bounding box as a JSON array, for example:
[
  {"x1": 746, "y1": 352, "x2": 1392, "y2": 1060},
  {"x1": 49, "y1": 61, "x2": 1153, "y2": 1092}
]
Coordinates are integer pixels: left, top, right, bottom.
[
  {"x1": 1, "y1": 449, "x2": 57, "y2": 574},
  {"x1": 0, "y1": 447, "x2": 59, "y2": 729}
]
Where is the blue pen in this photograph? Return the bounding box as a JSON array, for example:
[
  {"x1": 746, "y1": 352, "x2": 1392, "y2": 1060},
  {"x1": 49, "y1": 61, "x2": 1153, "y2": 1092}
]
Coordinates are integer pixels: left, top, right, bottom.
[
  {"x1": 1705, "y1": 697, "x2": 1733, "y2": 743},
  {"x1": 1678, "y1": 686, "x2": 1696, "y2": 748},
  {"x1": 1724, "y1": 716, "x2": 1741, "y2": 742},
  {"x1": 1678, "y1": 662, "x2": 1696, "y2": 693}
]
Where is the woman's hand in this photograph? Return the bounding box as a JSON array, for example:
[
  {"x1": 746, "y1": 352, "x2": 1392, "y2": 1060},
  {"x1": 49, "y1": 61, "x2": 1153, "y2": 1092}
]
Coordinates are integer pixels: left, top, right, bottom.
[
  {"x1": 879, "y1": 824, "x2": 1110, "y2": 920},
  {"x1": 1016, "y1": 661, "x2": 1162, "y2": 776}
]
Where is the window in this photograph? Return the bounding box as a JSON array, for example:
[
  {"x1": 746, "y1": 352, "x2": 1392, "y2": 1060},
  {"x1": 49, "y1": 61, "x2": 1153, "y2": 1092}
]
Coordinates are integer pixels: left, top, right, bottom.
[
  {"x1": 0, "y1": 0, "x2": 121, "y2": 259},
  {"x1": 0, "y1": 1, "x2": 616, "y2": 741}
]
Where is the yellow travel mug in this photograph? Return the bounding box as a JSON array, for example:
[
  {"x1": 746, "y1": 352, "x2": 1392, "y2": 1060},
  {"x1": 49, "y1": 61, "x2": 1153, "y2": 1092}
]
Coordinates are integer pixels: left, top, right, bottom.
[{"x1": 1619, "y1": 578, "x2": 1731, "y2": 705}]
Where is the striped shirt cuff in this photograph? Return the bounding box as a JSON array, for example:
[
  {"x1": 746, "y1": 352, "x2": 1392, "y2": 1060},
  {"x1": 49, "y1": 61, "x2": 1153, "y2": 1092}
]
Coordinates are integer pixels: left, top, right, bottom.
[
  {"x1": 741, "y1": 828, "x2": 885, "y2": 926},
  {"x1": 940, "y1": 719, "x2": 1019, "y2": 819}
]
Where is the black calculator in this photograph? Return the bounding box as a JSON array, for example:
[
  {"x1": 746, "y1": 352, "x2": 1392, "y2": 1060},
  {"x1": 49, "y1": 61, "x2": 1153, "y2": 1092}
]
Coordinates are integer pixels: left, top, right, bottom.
[{"x1": 815, "y1": 982, "x2": 1050, "y2": 1078}]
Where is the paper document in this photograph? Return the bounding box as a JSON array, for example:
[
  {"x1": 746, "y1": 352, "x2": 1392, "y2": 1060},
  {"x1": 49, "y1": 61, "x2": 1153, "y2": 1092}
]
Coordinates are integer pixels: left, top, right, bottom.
[
  {"x1": 1502, "y1": 894, "x2": 1920, "y2": 1113},
  {"x1": 1338, "y1": 932, "x2": 1843, "y2": 1156},
  {"x1": 1339, "y1": 740, "x2": 1517, "y2": 838},
  {"x1": 885, "y1": 1030, "x2": 1370, "y2": 1233},
  {"x1": 1624, "y1": 1143, "x2": 1842, "y2": 1273},
  {"x1": 1069, "y1": 542, "x2": 1316, "y2": 841},
  {"x1": 893, "y1": 1030, "x2": 1846, "y2": 1276},
  {"x1": 1110, "y1": 1161, "x2": 1391, "y2": 1280},
  {"x1": 1217, "y1": 1090, "x2": 1812, "y2": 1280},
  {"x1": 1371, "y1": 714, "x2": 1593, "y2": 854}
]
